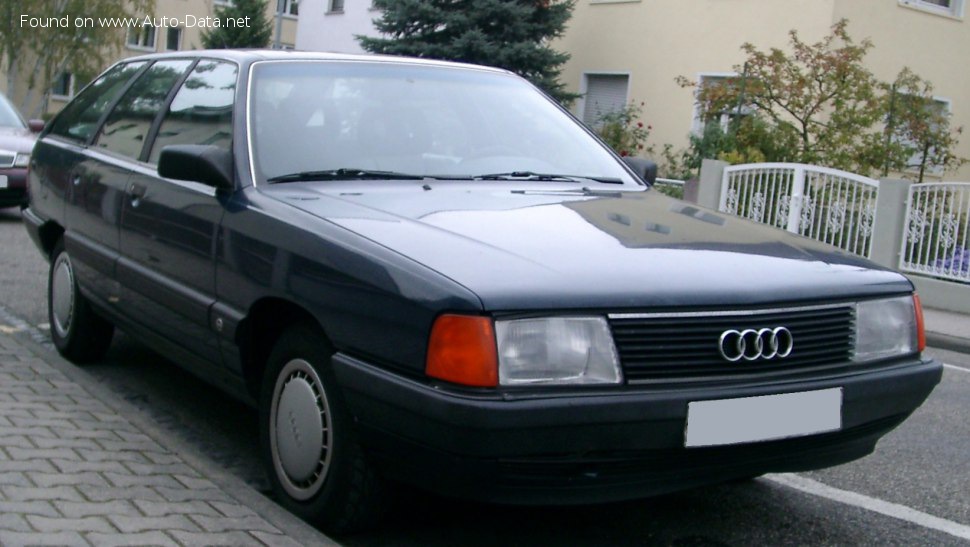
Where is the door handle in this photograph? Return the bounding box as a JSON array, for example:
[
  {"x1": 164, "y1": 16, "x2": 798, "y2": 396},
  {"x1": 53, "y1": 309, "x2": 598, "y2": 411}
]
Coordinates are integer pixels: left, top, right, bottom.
[
  {"x1": 129, "y1": 182, "x2": 147, "y2": 198},
  {"x1": 128, "y1": 182, "x2": 147, "y2": 206}
]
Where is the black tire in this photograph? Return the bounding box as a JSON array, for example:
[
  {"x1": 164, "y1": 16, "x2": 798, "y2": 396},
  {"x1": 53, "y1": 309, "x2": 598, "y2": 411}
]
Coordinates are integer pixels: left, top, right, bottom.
[
  {"x1": 48, "y1": 239, "x2": 114, "y2": 363},
  {"x1": 259, "y1": 324, "x2": 387, "y2": 534}
]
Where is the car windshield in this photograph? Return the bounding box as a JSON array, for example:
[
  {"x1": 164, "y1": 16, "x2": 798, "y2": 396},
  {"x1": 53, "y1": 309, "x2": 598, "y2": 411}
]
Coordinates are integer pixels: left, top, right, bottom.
[
  {"x1": 0, "y1": 93, "x2": 26, "y2": 129},
  {"x1": 249, "y1": 61, "x2": 637, "y2": 186}
]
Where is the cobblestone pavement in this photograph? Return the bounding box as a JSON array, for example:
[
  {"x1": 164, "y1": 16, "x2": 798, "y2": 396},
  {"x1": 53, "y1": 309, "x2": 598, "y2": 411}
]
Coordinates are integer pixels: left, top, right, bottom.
[{"x1": 0, "y1": 331, "x2": 335, "y2": 546}]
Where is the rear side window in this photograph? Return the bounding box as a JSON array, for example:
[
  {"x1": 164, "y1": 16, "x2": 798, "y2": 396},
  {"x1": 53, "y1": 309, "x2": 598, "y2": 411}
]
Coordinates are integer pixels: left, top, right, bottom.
[
  {"x1": 48, "y1": 62, "x2": 147, "y2": 143},
  {"x1": 148, "y1": 60, "x2": 238, "y2": 163},
  {"x1": 95, "y1": 59, "x2": 194, "y2": 160}
]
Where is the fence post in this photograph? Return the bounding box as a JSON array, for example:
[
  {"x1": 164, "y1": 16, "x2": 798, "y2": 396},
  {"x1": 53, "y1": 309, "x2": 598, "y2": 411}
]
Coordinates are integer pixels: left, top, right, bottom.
[
  {"x1": 868, "y1": 178, "x2": 914, "y2": 269},
  {"x1": 697, "y1": 159, "x2": 728, "y2": 211},
  {"x1": 785, "y1": 165, "x2": 806, "y2": 234}
]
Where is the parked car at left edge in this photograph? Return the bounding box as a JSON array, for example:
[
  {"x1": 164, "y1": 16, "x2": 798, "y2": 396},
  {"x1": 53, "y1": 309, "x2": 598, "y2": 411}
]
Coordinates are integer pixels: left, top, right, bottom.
[{"x1": 0, "y1": 91, "x2": 44, "y2": 208}]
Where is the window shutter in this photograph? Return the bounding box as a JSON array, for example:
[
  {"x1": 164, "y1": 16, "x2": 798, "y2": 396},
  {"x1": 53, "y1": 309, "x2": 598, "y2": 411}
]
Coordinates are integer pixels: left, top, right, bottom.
[{"x1": 583, "y1": 75, "x2": 629, "y2": 127}]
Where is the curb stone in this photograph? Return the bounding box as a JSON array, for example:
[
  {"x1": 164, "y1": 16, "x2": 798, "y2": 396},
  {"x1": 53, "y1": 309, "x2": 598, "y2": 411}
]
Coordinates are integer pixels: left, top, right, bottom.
[{"x1": 926, "y1": 332, "x2": 970, "y2": 356}]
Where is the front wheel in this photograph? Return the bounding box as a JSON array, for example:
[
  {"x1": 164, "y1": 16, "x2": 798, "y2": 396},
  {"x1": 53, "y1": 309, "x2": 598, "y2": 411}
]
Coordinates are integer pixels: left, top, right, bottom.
[
  {"x1": 48, "y1": 239, "x2": 114, "y2": 363},
  {"x1": 259, "y1": 325, "x2": 387, "y2": 534}
]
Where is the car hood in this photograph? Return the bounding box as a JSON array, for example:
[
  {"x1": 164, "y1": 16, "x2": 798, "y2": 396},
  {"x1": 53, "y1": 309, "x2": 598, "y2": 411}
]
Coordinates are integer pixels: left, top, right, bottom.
[
  {"x1": 0, "y1": 126, "x2": 36, "y2": 153},
  {"x1": 265, "y1": 182, "x2": 911, "y2": 310}
]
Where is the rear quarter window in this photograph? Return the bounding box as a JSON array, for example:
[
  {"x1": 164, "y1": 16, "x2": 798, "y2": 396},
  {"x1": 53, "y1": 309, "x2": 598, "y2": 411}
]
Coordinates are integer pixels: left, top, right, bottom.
[{"x1": 48, "y1": 62, "x2": 147, "y2": 144}]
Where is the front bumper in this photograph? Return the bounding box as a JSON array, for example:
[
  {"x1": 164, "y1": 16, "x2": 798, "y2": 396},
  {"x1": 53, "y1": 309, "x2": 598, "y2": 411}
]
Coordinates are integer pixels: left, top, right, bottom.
[{"x1": 333, "y1": 354, "x2": 942, "y2": 504}]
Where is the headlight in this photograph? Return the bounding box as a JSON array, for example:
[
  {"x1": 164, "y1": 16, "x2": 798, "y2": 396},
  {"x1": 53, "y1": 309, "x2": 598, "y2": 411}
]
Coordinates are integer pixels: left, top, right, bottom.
[
  {"x1": 854, "y1": 295, "x2": 919, "y2": 363},
  {"x1": 13, "y1": 153, "x2": 29, "y2": 168},
  {"x1": 496, "y1": 317, "x2": 622, "y2": 386}
]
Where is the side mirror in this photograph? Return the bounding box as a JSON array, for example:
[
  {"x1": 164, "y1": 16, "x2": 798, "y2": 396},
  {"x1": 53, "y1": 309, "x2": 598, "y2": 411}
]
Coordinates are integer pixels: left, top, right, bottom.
[
  {"x1": 158, "y1": 145, "x2": 234, "y2": 190},
  {"x1": 622, "y1": 157, "x2": 658, "y2": 186},
  {"x1": 28, "y1": 119, "x2": 45, "y2": 133}
]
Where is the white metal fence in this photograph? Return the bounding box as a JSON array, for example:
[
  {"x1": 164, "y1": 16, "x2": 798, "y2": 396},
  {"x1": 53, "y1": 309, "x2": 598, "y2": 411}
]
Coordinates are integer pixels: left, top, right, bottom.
[
  {"x1": 899, "y1": 183, "x2": 970, "y2": 283},
  {"x1": 720, "y1": 163, "x2": 880, "y2": 257}
]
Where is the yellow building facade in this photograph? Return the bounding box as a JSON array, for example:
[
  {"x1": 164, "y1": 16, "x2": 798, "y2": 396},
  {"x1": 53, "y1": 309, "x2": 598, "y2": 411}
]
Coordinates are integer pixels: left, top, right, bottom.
[{"x1": 558, "y1": 0, "x2": 970, "y2": 180}]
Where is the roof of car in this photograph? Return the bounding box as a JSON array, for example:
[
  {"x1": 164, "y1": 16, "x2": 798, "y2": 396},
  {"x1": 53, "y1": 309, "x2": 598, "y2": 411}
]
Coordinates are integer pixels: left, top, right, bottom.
[{"x1": 123, "y1": 49, "x2": 512, "y2": 75}]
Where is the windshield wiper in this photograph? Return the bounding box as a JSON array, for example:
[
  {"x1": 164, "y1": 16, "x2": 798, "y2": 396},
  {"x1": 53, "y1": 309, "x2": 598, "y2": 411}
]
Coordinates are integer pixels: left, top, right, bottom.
[
  {"x1": 474, "y1": 171, "x2": 623, "y2": 184},
  {"x1": 267, "y1": 168, "x2": 424, "y2": 183}
]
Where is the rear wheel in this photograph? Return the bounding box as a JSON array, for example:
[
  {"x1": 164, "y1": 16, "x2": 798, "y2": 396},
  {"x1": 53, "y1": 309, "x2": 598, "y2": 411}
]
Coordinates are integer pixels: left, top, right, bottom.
[
  {"x1": 259, "y1": 324, "x2": 387, "y2": 534},
  {"x1": 48, "y1": 239, "x2": 114, "y2": 363}
]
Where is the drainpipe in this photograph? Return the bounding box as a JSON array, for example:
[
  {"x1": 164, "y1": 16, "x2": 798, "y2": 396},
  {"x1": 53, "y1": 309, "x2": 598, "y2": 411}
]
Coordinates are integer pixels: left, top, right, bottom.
[{"x1": 273, "y1": 0, "x2": 284, "y2": 49}]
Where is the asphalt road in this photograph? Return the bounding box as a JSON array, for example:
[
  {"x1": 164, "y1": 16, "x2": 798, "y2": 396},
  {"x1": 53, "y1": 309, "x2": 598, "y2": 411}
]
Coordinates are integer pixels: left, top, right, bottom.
[{"x1": 1, "y1": 206, "x2": 968, "y2": 545}]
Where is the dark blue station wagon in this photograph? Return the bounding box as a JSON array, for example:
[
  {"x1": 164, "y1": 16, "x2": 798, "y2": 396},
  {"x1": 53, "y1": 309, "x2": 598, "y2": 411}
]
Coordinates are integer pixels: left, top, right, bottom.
[{"x1": 23, "y1": 51, "x2": 941, "y2": 533}]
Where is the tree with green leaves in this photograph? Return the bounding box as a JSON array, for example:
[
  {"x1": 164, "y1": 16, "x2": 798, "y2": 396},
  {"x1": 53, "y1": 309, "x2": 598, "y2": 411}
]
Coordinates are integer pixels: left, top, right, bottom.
[
  {"x1": 886, "y1": 68, "x2": 965, "y2": 182},
  {"x1": 359, "y1": 0, "x2": 579, "y2": 105},
  {"x1": 201, "y1": 0, "x2": 272, "y2": 49},
  {"x1": 0, "y1": 0, "x2": 151, "y2": 117},
  {"x1": 677, "y1": 19, "x2": 964, "y2": 181}
]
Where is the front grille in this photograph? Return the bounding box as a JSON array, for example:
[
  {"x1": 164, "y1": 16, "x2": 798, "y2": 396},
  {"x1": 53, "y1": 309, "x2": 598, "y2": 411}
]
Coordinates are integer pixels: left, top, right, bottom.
[
  {"x1": 610, "y1": 304, "x2": 855, "y2": 383},
  {"x1": 0, "y1": 151, "x2": 15, "y2": 168}
]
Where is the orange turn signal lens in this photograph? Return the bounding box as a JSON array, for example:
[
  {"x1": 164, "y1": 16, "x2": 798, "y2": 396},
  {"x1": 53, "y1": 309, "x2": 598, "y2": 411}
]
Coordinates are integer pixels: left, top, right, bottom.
[
  {"x1": 426, "y1": 314, "x2": 498, "y2": 387},
  {"x1": 913, "y1": 293, "x2": 926, "y2": 352}
]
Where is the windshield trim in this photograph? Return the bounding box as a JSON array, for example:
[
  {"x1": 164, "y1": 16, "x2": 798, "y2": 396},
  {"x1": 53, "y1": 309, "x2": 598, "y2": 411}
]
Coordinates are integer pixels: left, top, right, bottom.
[{"x1": 246, "y1": 59, "x2": 642, "y2": 190}]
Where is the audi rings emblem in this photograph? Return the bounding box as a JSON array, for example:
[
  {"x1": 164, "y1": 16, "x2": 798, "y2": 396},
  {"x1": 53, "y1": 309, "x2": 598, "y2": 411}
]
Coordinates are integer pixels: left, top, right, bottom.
[{"x1": 718, "y1": 327, "x2": 794, "y2": 362}]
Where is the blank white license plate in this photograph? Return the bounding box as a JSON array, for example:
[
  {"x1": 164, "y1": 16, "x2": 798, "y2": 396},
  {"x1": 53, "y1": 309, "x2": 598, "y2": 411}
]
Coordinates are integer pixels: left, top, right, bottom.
[
  {"x1": 685, "y1": 388, "x2": 842, "y2": 447},
  {"x1": 0, "y1": 175, "x2": 7, "y2": 189}
]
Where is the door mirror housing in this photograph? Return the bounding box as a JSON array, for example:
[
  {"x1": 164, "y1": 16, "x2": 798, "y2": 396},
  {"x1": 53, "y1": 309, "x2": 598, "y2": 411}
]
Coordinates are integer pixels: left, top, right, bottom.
[
  {"x1": 28, "y1": 119, "x2": 45, "y2": 133},
  {"x1": 158, "y1": 145, "x2": 234, "y2": 189},
  {"x1": 622, "y1": 157, "x2": 658, "y2": 186}
]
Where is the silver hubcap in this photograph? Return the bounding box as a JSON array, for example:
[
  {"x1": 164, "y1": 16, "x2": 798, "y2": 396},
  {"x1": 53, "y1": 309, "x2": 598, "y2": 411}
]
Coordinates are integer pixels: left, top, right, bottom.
[
  {"x1": 270, "y1": 358, "x2": 332, "y2": 500},
  {"x1": 51, "y1": 253, "x2": 75, "y2": 339}
]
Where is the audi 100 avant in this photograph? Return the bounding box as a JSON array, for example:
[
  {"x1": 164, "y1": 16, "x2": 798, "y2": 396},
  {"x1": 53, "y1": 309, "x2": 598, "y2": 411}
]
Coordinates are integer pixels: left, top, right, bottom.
[{"x1": 23, "y1": 51, "x2": 941, "y2": 533}]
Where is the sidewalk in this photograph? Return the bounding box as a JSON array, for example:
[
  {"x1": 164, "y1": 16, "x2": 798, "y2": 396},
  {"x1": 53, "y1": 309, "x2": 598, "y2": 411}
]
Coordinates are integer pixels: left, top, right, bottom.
[{"x1": 0, "y1": 331, "x2": 336, "y2": 547}]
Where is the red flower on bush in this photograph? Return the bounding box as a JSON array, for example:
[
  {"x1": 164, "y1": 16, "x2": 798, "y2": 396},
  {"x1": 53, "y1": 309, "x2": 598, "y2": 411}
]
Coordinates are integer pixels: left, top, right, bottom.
[{"x1": 620, "y1": 150, "x2": 629, "y2": 157}]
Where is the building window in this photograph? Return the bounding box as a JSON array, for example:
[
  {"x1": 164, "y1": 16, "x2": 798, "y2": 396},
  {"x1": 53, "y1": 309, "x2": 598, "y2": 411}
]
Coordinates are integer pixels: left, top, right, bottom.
[
  {"x1": 166, "y1": 27, "x2": 182, "y2": 51},
  {"x1": 51, "y1": 72, "x2": 75, "y2": 99},
  {"x1": 581, "y1": 74, "x2": 629, "y2": 128},
  {"x1": 899, "y1": 0, "x2": 965, "y2": 17},
  {"x1": 328, "y1": 0, "x2": 344, "y2": 13},
  {"x1": 283, "y1": 0, "x2": 299, "y2": 16},
  {"x1": 894, "y1": 96, "x2": 952, "y2": 175},
  {"x1": 127, "y1": 25, "x2": 156, "y2": 51},
  {"x1": 691, "y1": 73, "x2": 753, "y2": 136}
]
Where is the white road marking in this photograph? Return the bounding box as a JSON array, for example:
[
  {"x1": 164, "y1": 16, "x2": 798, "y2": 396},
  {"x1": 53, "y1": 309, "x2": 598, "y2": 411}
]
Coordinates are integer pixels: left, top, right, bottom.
[
  {"x1": 943, "y1": 363, "x2": 970, "y2": 373},
  {"x1": 767, "y1": 473, "x2": 970, "y2": 541},
  {"x1": 0, "y1": 305, "x2": 54, "y2": 349}
]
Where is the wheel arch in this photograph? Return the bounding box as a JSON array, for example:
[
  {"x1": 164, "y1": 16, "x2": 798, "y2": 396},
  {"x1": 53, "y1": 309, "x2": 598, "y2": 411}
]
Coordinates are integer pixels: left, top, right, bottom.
[
  {"x1": 38, "y1": 221, "x2": 65, "y2": 258},
  {"x1": 238, "y1": 297, "x2": 332, "y2": 399}
]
